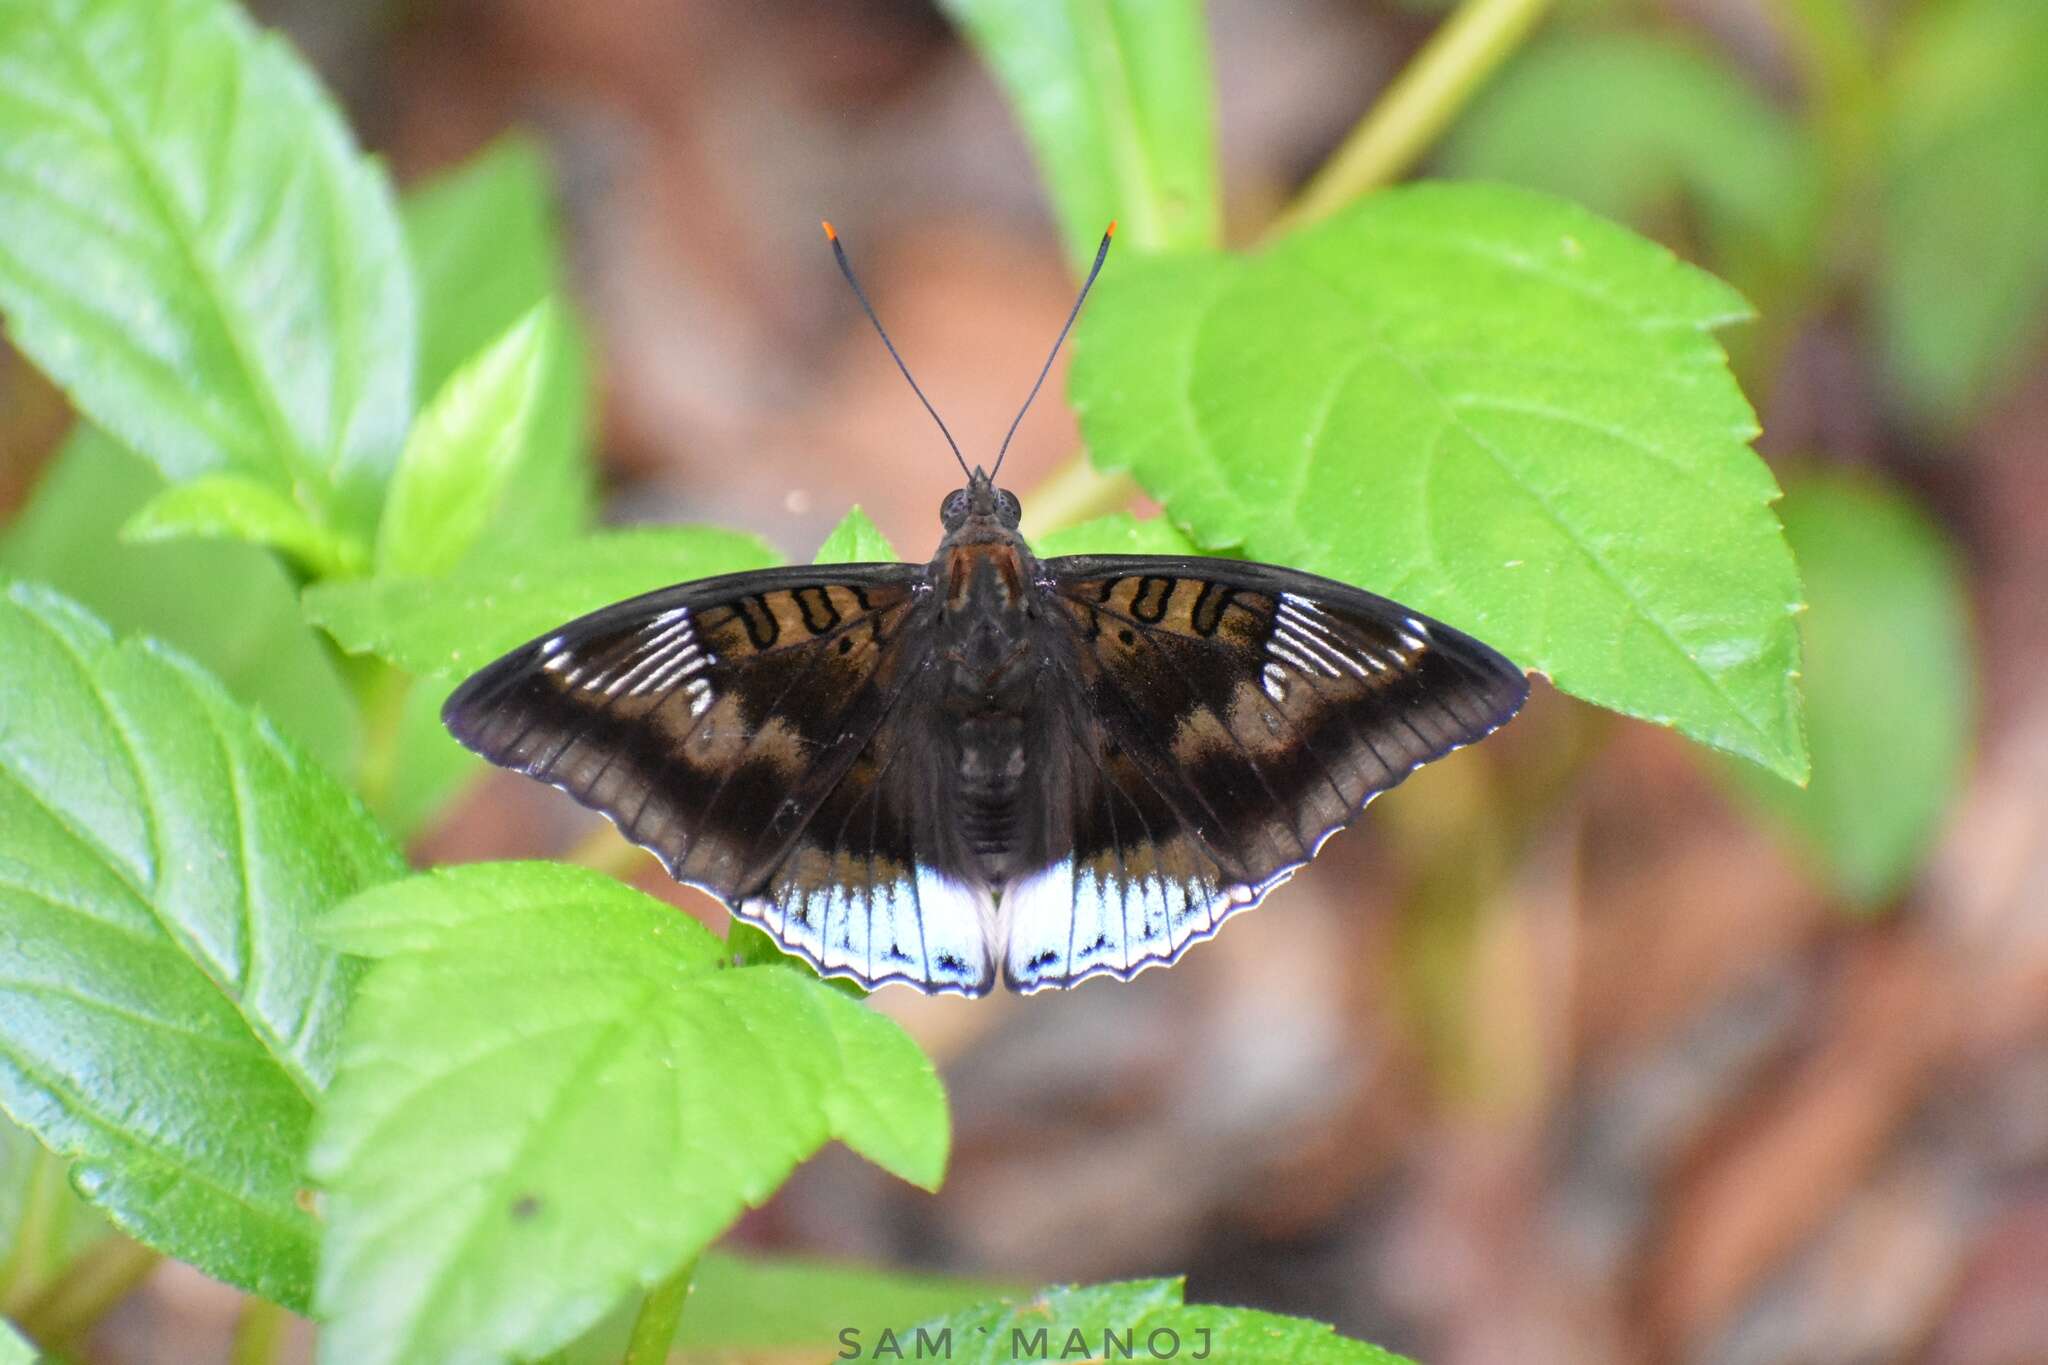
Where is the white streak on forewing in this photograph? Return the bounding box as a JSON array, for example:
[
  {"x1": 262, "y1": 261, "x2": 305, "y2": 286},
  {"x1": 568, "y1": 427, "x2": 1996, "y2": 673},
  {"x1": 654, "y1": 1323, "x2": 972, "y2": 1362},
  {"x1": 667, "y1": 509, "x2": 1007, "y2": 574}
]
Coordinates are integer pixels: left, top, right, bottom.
[
  {"x1": 636, "y1": 619, "x2": 692, "y2": 653},
  {"x1": 914, "y1": 867, "x2": 991, "y2": 992},
  {"x1": 606, "y1": 636, "x2": 685, "y2": 696},
  {"x1": 640, "y1": 640, "x2": 711, "y2": 692},
  {"x1": 1001, "y1": 858, "x2": 1074, "y2": 987},
  {"x1": 633, "y1": 651, "x2": 690, "y2": 697},
  {"x1": 1267, "y1": 639, "x2": 1321, "y2": 677},
  {"x1": 1273, "y1": 624, "x2": 1347, "y2": 679},
  {"x1": 1272, "y1": 626, "x2": 1342, "y2": 678},
  {"x1": 1277, "y1": 600, "x2": 1367, "y2": 678}
]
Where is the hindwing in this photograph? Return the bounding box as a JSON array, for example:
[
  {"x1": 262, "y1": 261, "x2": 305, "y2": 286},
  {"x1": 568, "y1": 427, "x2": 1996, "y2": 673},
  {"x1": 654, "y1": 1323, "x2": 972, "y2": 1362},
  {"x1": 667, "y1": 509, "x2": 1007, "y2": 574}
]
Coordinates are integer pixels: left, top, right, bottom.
[{"x1": 998, "y1": 555, "x2": 1529, "y2": 992}]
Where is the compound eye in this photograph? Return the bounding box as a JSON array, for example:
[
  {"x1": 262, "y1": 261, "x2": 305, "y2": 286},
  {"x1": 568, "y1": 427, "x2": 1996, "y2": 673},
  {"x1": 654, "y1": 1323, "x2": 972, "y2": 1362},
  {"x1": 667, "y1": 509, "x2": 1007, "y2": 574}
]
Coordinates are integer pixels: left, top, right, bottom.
[{"x1": 995, "y1": 490, "x2": 1022, "y2": 525}]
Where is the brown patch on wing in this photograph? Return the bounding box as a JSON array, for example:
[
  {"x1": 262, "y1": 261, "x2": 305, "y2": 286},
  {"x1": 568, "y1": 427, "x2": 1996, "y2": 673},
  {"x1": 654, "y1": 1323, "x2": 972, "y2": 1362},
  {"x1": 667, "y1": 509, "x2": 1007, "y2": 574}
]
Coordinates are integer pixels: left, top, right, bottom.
[
  {"x1": 1051, "y1": 566, "x2": 1527, "y2": 898},
  {"x1": 443, "y1": 574, "x2": 927, "y2": 909}
]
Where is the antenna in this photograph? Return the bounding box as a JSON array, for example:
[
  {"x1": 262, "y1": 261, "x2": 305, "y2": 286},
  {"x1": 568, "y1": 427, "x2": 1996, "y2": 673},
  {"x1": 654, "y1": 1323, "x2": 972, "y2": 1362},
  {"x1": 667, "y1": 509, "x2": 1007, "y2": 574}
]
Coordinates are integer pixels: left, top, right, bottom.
[
  {"x1": 822, "y1": 221, "x2": 969, "y2": 480},
  {"x1": 991, "y1": 221, "x2": 1115, "y2": 480}
]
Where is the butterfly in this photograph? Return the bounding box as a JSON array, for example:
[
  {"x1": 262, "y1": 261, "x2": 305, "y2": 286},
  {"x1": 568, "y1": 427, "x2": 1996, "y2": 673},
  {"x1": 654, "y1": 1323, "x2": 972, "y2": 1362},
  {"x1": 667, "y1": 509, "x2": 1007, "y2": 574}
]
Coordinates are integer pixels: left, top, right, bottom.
[{"x1": 443, "y1": 222, "x2": 1528, "y2": 997}]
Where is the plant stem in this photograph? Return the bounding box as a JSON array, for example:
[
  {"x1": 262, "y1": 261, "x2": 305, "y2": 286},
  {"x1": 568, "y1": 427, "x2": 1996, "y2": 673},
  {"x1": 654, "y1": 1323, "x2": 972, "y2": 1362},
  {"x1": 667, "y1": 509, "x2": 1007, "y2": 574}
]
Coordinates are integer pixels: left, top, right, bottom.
[
  {"x1": 352, "y1": 661, "x2": 412, "y2": 824},
  {"x1": 620, "y1": 1257, "x2": 696, "y2": 1365},
  {"x1": 13, "y1": 1235, "x2": 160, "y2": 1351},
  {"x1": 228, "y1": 1296, "x2": 291, "y2": 1365},
  {"x1": 1024, "y1": 0, "x2": 1557, "y2": 535},
  {"x1": 1018, "y1": 457, "x2": 1142, "y2": 540},
  {"x1": 0, "y1": 1144, "x2": 65, "y2": 1313},
  {"x1": 1268, "y1": 0, "x2": 1557, "y2": 236}
]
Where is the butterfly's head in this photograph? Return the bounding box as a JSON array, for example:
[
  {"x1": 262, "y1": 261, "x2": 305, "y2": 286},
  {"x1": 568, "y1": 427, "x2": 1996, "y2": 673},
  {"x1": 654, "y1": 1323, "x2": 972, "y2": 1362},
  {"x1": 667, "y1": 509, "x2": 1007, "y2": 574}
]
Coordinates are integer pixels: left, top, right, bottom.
[{"x1": 943, "y1": 469, "x2": 1022, "y2": 532}]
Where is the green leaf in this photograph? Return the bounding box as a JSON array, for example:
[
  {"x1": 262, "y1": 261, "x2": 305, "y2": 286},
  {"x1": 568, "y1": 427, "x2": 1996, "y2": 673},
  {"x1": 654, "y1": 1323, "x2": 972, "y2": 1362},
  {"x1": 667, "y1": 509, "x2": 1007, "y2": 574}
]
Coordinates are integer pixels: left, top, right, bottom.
[
  {"x1": 1440, "y1": 32, "x2": 1822, "y2": 284},
  {"x1": 1878, "y1": 0, "x2": 2048, "y2": 424},
  {"x1": 863, "y1": 1278, "x2": 1414, "y2": 1363},
  {"x1": 814, "y1": 505, "x2": 900, "y2": 564},
  {"x1": 938, "y1": 0, "x2": 1219, "y2": 268},
  {"x1": 376, "y1": 301, "x2": 559, "y2": 577},
  {"x1": 404, "y1": 135, "x2": 593, "y2": 546},
  {"x1": 406, "y1": 136, "x2": 559, "y2": 396},
  {"x1": 1, "y1": 428, "x2": 358, "y2": 776},
  {"x1": 1032, "y1": 511, "x2": 1199, "y2": 558},
  {"x1": 121, "y1": 474, "x2": 368, "y2": 580},
  {"x1": 301, "y1": 526, "x2": 780, "y2": 678},
  {"x1": 1728, "y1": 474, "x2": 1973, "y2": 906},
  {"x1": 1072, "y1": 183, "x2": 1807, "y2": 782},
  {"x1": 311, "y1": 862, "x2": 948, "y2": 1365},
  {"x1": 0, "y1": 583, "x2": 403, "y2": 1310},
  {"x1": 0, "y1": 0, "x2": 415, "y2": 537}
]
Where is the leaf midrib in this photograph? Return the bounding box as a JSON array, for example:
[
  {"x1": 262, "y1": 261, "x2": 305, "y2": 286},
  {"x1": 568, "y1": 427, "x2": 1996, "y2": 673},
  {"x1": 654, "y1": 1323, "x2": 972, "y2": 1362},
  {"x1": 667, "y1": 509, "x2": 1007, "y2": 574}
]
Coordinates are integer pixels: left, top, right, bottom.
[
  {"x1": 37, "y1": 3, "x2": 318, "y2": 494},
  {"x1": 17, "y1": 618, "x2": 326, "y2": 1105}
]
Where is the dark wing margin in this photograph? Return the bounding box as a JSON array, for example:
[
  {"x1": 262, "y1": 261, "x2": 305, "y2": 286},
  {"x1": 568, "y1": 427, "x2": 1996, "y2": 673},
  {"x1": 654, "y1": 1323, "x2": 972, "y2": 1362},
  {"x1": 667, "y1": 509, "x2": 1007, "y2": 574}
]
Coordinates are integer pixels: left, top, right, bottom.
[
  {"x1": 441, "y1": 562, "x2": 994, "y2": 993},
  {"x1": 1000, "y1": 554, "x2": 1528, "y2": 992}
]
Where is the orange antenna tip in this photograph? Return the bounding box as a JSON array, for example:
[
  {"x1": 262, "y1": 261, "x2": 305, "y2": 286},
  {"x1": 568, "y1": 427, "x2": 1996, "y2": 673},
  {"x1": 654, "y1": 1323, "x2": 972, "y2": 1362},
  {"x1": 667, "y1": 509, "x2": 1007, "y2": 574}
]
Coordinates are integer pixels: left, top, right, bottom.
[{"x1": 821, "y1": 219, "x2": 838, "y2": 241}]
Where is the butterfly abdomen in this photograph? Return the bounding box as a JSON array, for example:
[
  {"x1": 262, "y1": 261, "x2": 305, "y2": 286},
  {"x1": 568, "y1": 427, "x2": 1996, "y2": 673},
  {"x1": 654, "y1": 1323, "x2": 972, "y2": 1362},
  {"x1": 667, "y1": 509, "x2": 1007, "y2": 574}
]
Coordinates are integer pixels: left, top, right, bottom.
[{"x1": 945, "y1": 712, "x2": 1032, "y2": 881}]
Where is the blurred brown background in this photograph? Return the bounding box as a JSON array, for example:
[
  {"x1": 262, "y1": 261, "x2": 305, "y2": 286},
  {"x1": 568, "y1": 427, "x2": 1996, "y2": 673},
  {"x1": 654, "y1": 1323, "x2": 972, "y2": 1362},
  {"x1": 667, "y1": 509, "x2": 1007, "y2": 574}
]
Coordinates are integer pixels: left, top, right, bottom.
[{"x1": 5, "y1": 1, "x2": 2045, "y2": 1362}]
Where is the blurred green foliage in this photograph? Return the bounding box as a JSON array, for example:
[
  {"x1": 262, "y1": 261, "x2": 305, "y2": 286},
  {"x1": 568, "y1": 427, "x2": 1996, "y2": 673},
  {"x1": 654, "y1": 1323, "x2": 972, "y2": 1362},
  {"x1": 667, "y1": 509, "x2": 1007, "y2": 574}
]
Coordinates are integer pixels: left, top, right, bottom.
[
  {"x1": 1879, "y1": 0, "x2": 2048, "y2": 424},
  {"x1": 0, "y1": 429, "x2": 359, "y2": 774},
  {"x1": 1443, "y1": 31, "x2": 1821, "y2": 294},
  {"x1": 1729, "y1": 475, "x2": 1974, "y2": 905},
  {"x1": 938, "y1": 0, "x2": 1221, "y2": 268}
]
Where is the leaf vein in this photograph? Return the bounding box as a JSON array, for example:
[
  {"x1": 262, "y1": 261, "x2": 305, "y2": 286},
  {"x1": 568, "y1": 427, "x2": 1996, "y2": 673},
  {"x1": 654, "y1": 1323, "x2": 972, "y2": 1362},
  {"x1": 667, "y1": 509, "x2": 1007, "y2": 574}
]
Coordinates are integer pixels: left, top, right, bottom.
[{"x1": 35, "y1": 3, "x2": 315, "y2": 488}]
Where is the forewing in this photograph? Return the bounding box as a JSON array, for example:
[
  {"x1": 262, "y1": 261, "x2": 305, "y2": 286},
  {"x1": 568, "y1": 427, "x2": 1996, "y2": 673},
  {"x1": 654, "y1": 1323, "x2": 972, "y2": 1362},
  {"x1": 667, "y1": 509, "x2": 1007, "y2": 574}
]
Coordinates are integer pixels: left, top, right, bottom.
[
  {"x1": 1002, "y1": 555, "x2": 1528, "y2": 991},
  {"x1": 445, "y1": 566, "x2": 897, "y2": 885},
  {"x1": 444, "y1": 563, "x2": 997, "y2": 994}
]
